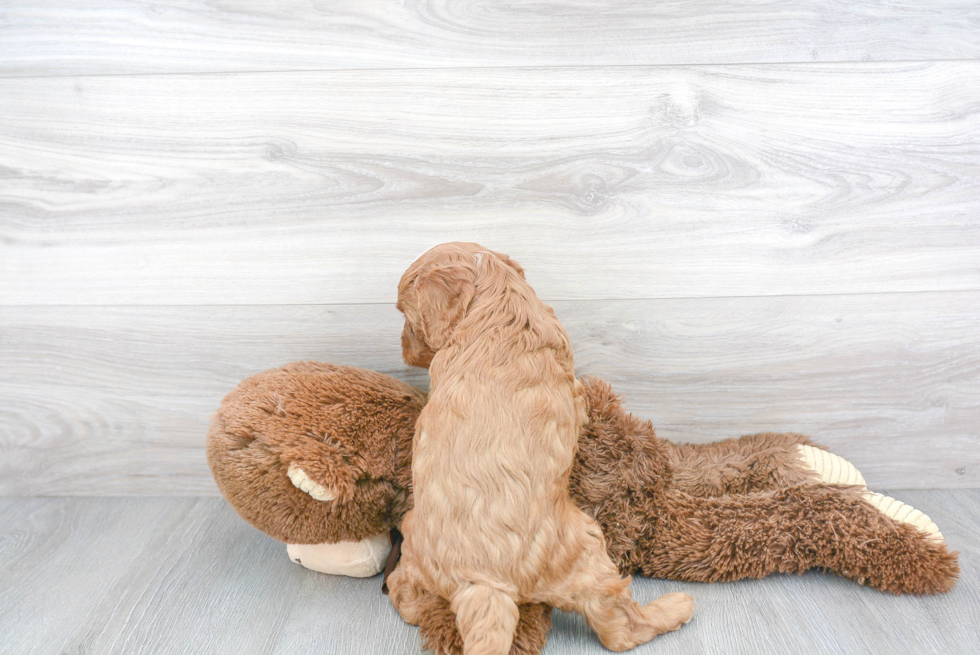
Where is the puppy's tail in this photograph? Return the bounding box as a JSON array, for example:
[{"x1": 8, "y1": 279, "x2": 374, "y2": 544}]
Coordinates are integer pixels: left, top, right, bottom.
[{"x1": 451, "y1": 583, "x2": 519, "y2": 655}]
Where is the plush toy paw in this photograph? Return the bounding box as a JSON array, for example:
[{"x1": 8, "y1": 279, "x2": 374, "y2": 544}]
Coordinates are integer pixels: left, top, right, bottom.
[
  {"x1": 796, "y1": 445, "x2": 944, "y2": 543},
  {"x1": 287, "y1": 463, "x2": 337, "y2": 501},
  {"x1": 286, "y1": 533, "x2": 391, "y2": 577},
  {"x1": 862, "y1": 492, "x2": 944, "y2": 543},
  {"x1": 797, "y1": 445, "x2": 867, "y2": 487}
]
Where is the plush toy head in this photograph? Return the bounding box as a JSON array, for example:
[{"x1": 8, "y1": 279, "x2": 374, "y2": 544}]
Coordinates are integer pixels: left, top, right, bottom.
[{"x1": 207, "y1": 362, "x2": 424, "y2": 547}]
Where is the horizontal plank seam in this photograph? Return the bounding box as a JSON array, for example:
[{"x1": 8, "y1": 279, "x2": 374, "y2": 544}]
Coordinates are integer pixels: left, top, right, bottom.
[
  {"x1": 3, "y1": 286, "x2": 980, "y2": 310},
  {"x1": 2, "y1": 58, "x2": 979, "y2": 81}
]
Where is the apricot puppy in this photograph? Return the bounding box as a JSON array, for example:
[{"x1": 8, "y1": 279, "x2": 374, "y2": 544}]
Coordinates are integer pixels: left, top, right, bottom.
[{"x1": 387, "y1": 243, "x2": 693, "y2": 654}]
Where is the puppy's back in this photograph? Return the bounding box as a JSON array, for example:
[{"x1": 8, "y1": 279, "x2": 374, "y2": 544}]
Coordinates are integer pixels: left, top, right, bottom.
[{"x1": 411, "y1": 260, "x2": 586, "y2": 588}]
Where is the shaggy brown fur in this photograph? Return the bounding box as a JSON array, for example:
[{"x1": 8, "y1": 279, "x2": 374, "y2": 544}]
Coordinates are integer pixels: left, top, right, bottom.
[
  {"x1": 666, "y1": 431, "x2": 819, "y2": 496},
  {"x1": 207, "y1": 366, "x2": 959, "y2": 655},
  {"x1": 388, "y1": 243, "x2": 693, "y2": 654},
  {"x1": 648, "y1": 486, "x2": 957, "y2": 594},
  {"x1": 206, "y1": 361, "x2": 423, "y2": 545},
  {"x1": 575, "y1": 380, "x2": 957, "y2": 597}
]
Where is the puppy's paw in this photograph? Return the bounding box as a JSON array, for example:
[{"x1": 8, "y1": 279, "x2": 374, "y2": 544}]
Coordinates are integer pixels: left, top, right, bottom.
[
  {"x1": 606, "y1": 592, "x2": 694, "y2": 651},
  {"x1": 797, "y1": 445, "x2": 867, "y2": 487},
  {"x1": 863, "y1": 492, "x2": 944, "y2": 543},
  {"x1": 287, "y1": 463, "x2": 337, "y2": 501},
  {"x1": 649, "y1": 592, "x2": 695, "y2": 630}
]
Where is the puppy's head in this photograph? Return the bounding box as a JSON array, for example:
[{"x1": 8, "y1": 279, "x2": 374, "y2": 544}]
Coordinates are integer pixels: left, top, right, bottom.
[{"x1": 397, "y1": 242, "x2": 525, "y2": 368}]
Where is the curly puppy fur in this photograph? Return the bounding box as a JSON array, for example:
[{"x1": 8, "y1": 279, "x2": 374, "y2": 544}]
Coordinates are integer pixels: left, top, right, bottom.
[
  {"x1": 414, "y1": 593, "x2": 553, "y2": 655},
  {"x1": 387, "y1": 242, "x2": 694, "y2": 654}
]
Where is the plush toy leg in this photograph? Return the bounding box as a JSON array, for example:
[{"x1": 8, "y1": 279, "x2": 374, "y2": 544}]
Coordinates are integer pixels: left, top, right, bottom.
[
  {"x1": 666, "y1": 432, "x2": 820, "y2": 496},
  {"x1": 286, "y1": 533, "x2": 390, "y2": 577},
  {"x1": 862, "y1": 492, "x2": 943, "y2": 542},
  {"x1": 797, "y1": 445, "x2": 944, "y2": 542},
  {"x1": 667, "y1": 436, "x2": 945, "y2": 543},
  {"x1": 797, "y1": 444, "x2": 866, "y2": 486},
  {"x1": 642, "y1": 485, "x2": 958, "y2": 595}
]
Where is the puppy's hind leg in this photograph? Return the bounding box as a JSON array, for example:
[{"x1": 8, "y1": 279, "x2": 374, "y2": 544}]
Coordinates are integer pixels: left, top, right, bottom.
[
  {"x1": 386, "y1": 556, "x2": 430, "y2": 627},
  {"x1": 548, "y1": 515, "x2": 693, "y2": 652},
  {"x1": 451, "y1": 583, "x2": 520, "y2": 655}
]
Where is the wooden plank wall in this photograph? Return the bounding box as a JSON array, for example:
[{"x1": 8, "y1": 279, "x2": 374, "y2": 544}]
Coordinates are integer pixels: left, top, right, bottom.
[{"x1": 1, "y1": 2, "x2": 978, "y2": 494}]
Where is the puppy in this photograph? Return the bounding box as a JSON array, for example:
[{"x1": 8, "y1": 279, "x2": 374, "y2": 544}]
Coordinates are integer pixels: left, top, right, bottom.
[{"x1": 387, "y1": 242, "x2": 693, "y2": 654}]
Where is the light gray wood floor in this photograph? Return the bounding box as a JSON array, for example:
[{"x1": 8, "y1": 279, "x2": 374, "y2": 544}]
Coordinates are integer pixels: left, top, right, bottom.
[{"x1": 1, "y1": 491, "x2": 977, "y2": 655}]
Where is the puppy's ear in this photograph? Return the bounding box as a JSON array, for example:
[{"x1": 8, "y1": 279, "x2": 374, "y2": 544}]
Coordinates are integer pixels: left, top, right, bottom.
[
  {"x1": 491, "y1": 251, "x2": 525, "y2": 279},
  {"x1": 415, "y1": 265, "x2": 475, "y2": 350}
]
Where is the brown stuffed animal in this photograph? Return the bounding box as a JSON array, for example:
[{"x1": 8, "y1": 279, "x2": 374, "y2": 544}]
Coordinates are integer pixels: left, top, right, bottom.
[
  {"x1": 207, "y1": 361, "x2": 423, "y2": 577},
  {"x1": 207, "y1": 362, "x2": 959, "y2": 655}
]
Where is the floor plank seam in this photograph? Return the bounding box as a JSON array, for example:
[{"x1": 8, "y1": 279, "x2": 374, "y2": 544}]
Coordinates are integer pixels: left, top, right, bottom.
[{"x1": 2, "y1": 57, "x2": 979, "y2": 81}]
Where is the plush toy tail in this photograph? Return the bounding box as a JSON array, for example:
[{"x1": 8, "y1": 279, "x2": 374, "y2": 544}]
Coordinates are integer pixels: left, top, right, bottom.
[{"x1": 644, "y1": 485, "x2": 959, "y2": 595}]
